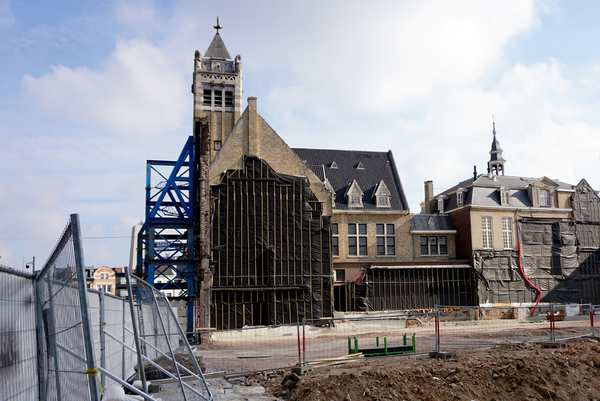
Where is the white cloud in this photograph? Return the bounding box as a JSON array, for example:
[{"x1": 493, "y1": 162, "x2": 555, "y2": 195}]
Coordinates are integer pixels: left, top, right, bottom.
[{"x1": 21, "y1": 37, "x2": 189, "y2": 136}]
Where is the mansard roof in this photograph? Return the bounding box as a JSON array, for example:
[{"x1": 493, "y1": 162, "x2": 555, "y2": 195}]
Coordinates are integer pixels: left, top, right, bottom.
[
  {"x1": 205, "y1": 33, "x2": 232, "y2": 59},
  {"x1": 293, "y1": 148, "x2": 409, "y2": 211},
  {"x1": 434, "y1": 174, "x2": 574, "y2": 212},
  {"x1": 410, "y1": 214, "x2": 456, "y2": 232}
]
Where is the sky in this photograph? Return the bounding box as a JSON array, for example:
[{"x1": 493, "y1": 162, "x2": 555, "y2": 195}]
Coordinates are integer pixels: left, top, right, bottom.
[{"x1": 2, "y1": 0, "x2": 600, "y2": 271}]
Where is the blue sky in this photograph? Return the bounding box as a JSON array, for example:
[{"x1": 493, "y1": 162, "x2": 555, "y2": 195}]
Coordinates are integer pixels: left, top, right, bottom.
[{"x1": 2, "y1": 0, "x2": 600, "y2": 270}]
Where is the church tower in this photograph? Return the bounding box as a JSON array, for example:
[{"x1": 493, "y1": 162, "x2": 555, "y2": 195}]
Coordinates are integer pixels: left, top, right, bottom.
[
  {"x1": 192, "y1": 19, "x2": 243, "y2": 161},
  {"x1": 487, "y1": 119, "x2": 505, "y2": 176}
]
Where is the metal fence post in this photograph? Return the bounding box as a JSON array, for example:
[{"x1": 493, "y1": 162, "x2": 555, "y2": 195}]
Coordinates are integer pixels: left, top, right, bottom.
[
  {"x1": 125, "y1": 271, "x2": 148, "y2": 393},
  {"x1": 34, "y1": 279, "x2": 48, "y2": 401},
  {"x1": 302, "y1": 318, "x2": 306, "y2": 366},
  {"x1": 99, "y1": 291, "x2": 106, "y2": 390},
  {"x1": 46, "y1": 273, "x2": 62, "y2": 400},
  {"x1": 549, "y1": 304, "x2": 556, "y2": 343},
  {"x1": 296, "y1": 321, "x2": 301, "y2": 368},
  {"x1": 435, "y1": 307, "x2": 440, "y2": 353},
  {"x1": 122, "y1": 298, "x2": 127, "y2": 381},
  {"x1": 591, "y1": 304, "x2": 595, "y2": 338},
  {"x1": 71, "y1": 213, "x2": 101, "y2": 401}
]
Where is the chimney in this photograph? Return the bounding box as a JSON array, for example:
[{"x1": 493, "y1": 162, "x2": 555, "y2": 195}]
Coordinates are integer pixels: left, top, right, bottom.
[
  {"x1": 473, "y1": 165, "x2": 478, "y2": 180},
  {"x1": 248, "y1": 97, "x2": 258, "y2": 156},
  {"x1": 424, "y1": 180, "x2": 434, "y2": 214}
]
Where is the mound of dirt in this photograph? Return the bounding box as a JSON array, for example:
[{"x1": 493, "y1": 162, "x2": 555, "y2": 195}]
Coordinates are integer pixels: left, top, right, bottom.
[{"x1": 259, "y1": 338, "x2": 600, "y2": 401}]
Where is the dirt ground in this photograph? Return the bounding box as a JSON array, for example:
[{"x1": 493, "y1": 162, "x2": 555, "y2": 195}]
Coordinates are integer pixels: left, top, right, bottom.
[{"x1": 253, "y1": 338, "x2": 600, "y2": 401}]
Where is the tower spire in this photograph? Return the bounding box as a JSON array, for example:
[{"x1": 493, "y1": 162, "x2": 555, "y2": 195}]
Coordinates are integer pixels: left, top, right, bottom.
[
  {"x1": 487, "y1": 115, "x2": 505, "y2": 176},
  {"x1": 214, "y1": 17, "x2": 222, "y2": 33}
]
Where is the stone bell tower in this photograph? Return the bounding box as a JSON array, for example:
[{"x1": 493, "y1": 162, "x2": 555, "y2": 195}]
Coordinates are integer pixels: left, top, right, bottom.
[{"x1": 192, "y1": 19, "x2": 243, "y2": 161}]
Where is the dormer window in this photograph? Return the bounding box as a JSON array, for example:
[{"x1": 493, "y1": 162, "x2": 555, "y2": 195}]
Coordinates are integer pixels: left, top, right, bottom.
[
  {"x1": 356, "y1": 162, "x2": 364, "y2": 170},
  {"x1": 330, "y1": 161, "x2": 338, "y2": 169},
  {"x1": 350, "y1": 195, "x2": 362, "y2": 205},
  {"x1": 346, "y1": 180, "x2": 364, "y2": 207},
  {"x1": 437, "y1": 198, "x2": 444, "y2": 213},
  {"x1": 457, "y1": 191, "x2": 463, "y2": 207},
  {"x1": 373, "y1": 180, "x2": 391, "y2": 208},
  {"x1": 500, "y1": 189, "x2": 510, "y2": 206},
  {"x1": 540, "y1": 189, "x2": 549, "y2": 206}
]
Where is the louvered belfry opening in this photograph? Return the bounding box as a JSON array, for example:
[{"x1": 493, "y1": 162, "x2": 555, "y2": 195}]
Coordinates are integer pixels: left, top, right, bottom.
[{"x1": 211, "y1": 156, "x2": 333, "y2": 329}]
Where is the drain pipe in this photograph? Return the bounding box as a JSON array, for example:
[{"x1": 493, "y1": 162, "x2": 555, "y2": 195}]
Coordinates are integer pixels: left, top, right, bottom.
[{"x1": 517, "y1": 221, "x2": 542, "y2": 316}]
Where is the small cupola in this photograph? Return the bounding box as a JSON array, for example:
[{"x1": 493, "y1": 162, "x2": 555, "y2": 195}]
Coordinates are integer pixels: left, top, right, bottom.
[{"x1": 487, "y1": 117, "x2": 506, "y2": 176}]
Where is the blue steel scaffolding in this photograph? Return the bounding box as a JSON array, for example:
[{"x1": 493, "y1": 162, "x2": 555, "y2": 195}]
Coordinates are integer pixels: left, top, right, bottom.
[{"x1": 136, "y1": 136, "x2": 198, "y2": 333}]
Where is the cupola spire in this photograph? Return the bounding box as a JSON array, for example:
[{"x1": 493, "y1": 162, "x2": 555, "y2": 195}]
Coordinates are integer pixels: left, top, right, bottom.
[{"x1": 487, "y1": 115, "x2": 506, "y2": 176}]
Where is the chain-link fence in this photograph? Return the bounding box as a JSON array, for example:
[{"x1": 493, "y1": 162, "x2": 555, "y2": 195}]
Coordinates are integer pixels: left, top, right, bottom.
[
  {"x1": 35, "y1": 214, "x2": 100, "y2": 401},
  {"x1": 0, "y1": 265, "x2": 38, "y2": 401},
  {"x1": 134, "y1": 276, "x2": 211, "y2": 400},
  {"x1": 436, "y1": 304, "x2": 596, "y2": 353},
  {"x1": 195, "y1": 313, "x2": 437, "y2": 374},
  {"x1": 0, "y1": 214, "x2": 213, "y2": 401}
]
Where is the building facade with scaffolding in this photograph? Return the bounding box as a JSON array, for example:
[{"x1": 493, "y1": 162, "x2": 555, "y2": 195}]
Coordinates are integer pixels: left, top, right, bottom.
[{"x1": 424, "y1": 122, "x2": 600, "y2": 305}]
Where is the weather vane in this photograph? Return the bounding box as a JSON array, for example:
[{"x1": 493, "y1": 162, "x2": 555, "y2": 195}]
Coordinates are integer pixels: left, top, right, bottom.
[{"x1": 214, "y1": 17, "x2": 222, "y2": 33}]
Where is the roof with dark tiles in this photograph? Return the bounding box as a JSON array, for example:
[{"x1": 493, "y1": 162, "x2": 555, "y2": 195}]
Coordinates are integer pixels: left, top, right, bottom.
[
  {"x1": 410, "y1": 214, "x2": 455, "y2": 232},
  {"x1": 293, "y1": 148, "x2": 409, "y2": 211},
  {"x1": 433, "y1": 174, "x2": 575, "y2": 213},
  {"x1": 205, "y1": 33, "x2": 232, "y2": 59}
]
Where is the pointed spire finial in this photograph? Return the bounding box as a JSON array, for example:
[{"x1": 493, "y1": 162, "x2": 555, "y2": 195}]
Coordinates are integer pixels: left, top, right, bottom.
[
  {"x1": 492, "y1": 114, "x2": 496, "y2": 135},
  {"x1": 214, "y1": 17, "x2": 222, "y2": 33}
]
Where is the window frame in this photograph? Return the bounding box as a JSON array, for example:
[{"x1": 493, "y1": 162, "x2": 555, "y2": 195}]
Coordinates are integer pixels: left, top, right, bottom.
[
  {"x1": 501, "y1": 190, "x2": 510, "y2": 206},
  {"x1": 502, "y1": 217, "x2": 513, "y2": 249},
  {"x1": 457, "y1": 191, "x2": 463, "y2": 207},
  {"x1": 348, "y1": 223, "x2": 367, "y2": 256},
  {"x1": 332, "y1": 223, "x2": 339, "y2": 256},
  {"x1": 540, "y1": 189, "x2": 550, "y2": 207},
  {"x1": 376, "y1": 224, "x2": 395, "y2": 256},
  {"x1": 419, "y1": 236, "x2": 448, "y2": 255},
  {"x1": 482, "y1": 216, "x2": 493, "y2": 249}
]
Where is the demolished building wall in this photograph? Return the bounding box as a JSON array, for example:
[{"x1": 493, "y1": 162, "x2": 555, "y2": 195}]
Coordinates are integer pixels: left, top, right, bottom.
[{"x1": 211, "y1": 156, "x2": 333, "y2": 329}]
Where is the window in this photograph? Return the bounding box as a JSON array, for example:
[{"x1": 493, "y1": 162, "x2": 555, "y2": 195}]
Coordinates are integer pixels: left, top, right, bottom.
[
  {"x1": 203, "y1": 89, "x2": 211, "y2": 106},
  {"x1": 214, "y1": 90, "x2": 222, "y2": 107},
  {"x1": 501, "y1": 190, "x2": 510, "y2": 206},
  {"x1": 348, "y1": 223, "x2": 367, "y2": 256},
  {"x1": 203, "y1": 89, "x2": 233, "y2": 108},
  {"x1": 540, "y1": 189, "x2": 549, "y2": 206},
  {"x1": 334, "y1": 269, "x2": 345, "y2": 282},
  {"x1": 376, "y1": 224, "x2": 395, "y2": 255},
  {"x1": 214, "y1": 141, "x2": 222, "y2": 151},
  {"x1": 225, "y1": 91, "x2": 233, "y2": 107},
  {"x1": 378, "y1": 195, "x2": 389, "y2": 206},
  {"x1": 457, "y1": 191, "x2": 463, "y2": 207},
  {"x1": 438, "y1": 198, "x2": 444, "y2": 213},
  {"x1": 347, "y1": 180, "x2": 364, "y2": 207},
  {"x1": 420, "y1": 236, "x2": 447, "y2": 255},
  {"x1": 350, "y1": 195, "x2": 362, "y2": 206},
  {"x1": 332, "y1": 223, "x2": 339, "y2": 256},
  {"x1": 502, "y1": 217, "x2": 513, "y2": 249},
  {"x1": 482, "y1": 216, "x2": 493, "y2": 249}
]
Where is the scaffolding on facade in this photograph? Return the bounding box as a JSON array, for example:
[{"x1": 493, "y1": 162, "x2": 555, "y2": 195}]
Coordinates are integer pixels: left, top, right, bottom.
[{"x1": 210, "y1": 156, "x2": 333, "y2": 329}]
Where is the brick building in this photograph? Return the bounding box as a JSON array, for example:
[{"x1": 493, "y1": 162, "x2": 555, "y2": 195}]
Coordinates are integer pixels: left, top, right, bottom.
[
  {"x1": 295, "y1": 149, "x2": 475, "y2": 312},
  {"x1": 424, "y1": 122, "x2": 600, "y2": 305}
]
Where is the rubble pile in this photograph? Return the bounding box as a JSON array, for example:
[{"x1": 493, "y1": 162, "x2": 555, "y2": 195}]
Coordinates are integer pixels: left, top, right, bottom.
[{"x1": 261, "y1": 339, "x2": 600, "y2": 401}]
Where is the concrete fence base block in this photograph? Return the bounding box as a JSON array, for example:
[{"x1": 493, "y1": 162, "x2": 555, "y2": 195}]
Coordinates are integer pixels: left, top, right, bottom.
[{"x1": 429, "y1": 351, "x2": 453, "y2": 359}]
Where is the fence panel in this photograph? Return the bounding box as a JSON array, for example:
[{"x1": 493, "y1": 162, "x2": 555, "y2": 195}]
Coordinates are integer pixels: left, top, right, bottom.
[
  {"x1": 303, "y1": 314, "x2": 436, "y2": 366},
  {"x1": 547, "y1": 304, "x2": 594, "y2": 342},
  {"x1": 437, "y1": 306, "x2": 556, "y2": 352},
  {"x1": 0, "y1": 266, "x2": 38, "y2": 401},
  {"x1": 134, "y1": 277, "x2": 211, "y2": 400},
  {"x1": 197, "y1": 323, "x2": 301, "y2": 374}
]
